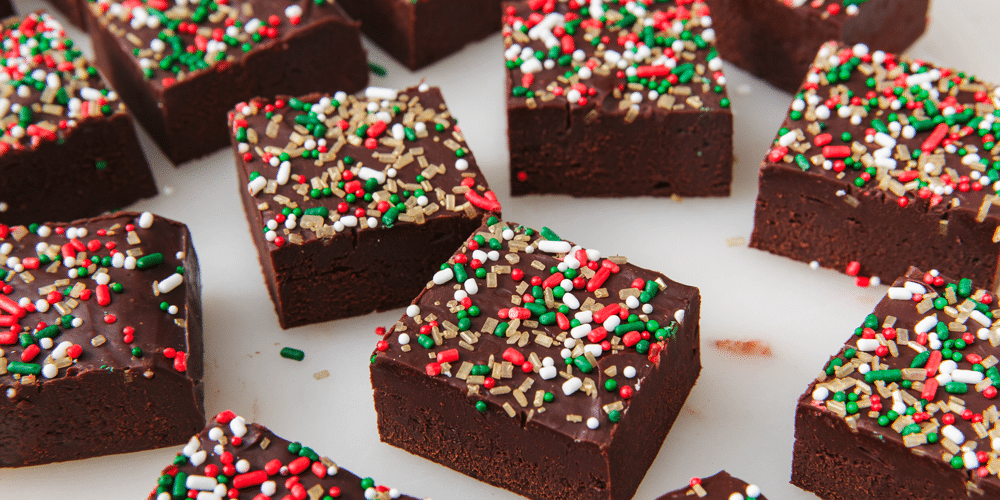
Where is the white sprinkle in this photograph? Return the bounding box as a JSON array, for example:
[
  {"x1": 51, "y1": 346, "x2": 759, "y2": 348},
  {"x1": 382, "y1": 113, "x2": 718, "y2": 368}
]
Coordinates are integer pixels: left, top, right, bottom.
[
  {"x1": 537, "y1": 240, "x2": 572, "y2": 254},
  {"x1": 570, "y1": 324, "x2": 592, "y2": 339},
  {"x1": 674, "y1": 309, "x2": 685, "y2": 324},
  {"x1": 539, "y1": 366, "x2": 558, "y2": 380},
  {"x1": 562, "y1": 377, "x2": 583, "y2": 396},
  {"x1": 406, "y1": 305, "x2": 420, "y2": 317},
  {"x1": 887, "y1": 287, "x2": 912, "y2": 300},
  {"x1": 186, "y1": 475, "x2": 218, "y2": 491},
  {"x1": 942, "y1": 424, "x2": 965, "y2": 445},
  {"x1": 432, "y1": 268, "x2": 454, "y2": 285},
  {"x1": 157, "y1": 273, "x2": 184, "y2": 294},
  {"x1": 623, "y1": 366, "x2": 636, "y2": 378},
  {"x1": 951, "y1": 369, "x2": 984, "y2": 384},
  {"x1": 812, "y1": 387, "x2": 830, "y2": 401},
  {"x1": 586, "y1": 417, "x2": 599, "y2": 429},
  {"x1": 365, "y1": 87, "x2": 397, "y2": 100},
  {"x1": 41, "y1": 363, "x2": 57, "y2": 379},
  {"x1": 138, "y1": 212, "x2": 154, "y2": 229},
  {"x1": 914, "y1": 315, "x2": 938, "y2": 334},
  {"x1": 189, "y1": 450, "x2": 207, "y2": 466},
  {"x1": 229, "y1": 416, "x2": 247, "y2": 437}
]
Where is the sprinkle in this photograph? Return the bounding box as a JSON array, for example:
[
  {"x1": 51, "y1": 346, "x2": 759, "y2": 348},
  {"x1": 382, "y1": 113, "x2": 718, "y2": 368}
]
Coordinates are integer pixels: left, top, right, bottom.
[{"x1": 280, "y1": 347, "x2": 304, "y2": 361}]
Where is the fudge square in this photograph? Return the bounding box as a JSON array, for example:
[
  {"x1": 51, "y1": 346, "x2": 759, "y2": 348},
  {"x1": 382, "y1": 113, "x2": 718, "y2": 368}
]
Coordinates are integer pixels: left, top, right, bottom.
[
  {"x1": 371, "y1": 219, "x2": 701, "y2": 500},
  {"x1": 656, "y1": 471, "x2": 765, "y2": 500},
  {"x1": 750, "y1": 41, "x2": 1000, "y2": 288},
  {"x1": 0, "y1": 12, "x2": 157, "y2": 226},
  {"x1": 339, "y1": 0, "x2": 504, "y2": 70},
  {"x1": 703, "y1": 0, "x2": 928, "y2": 93},
  {"x1": 231, "y1": 84, "x2": 501, "y2": 329},
  {"x1": 793, "y1": 267, "x2": 1000, "y2": 499},
  {"x1": 504, "y1": 0, "x2": 733, "y2": 198},
  {"x1": 0, "y1": 211, "x2": 204, "y2": 467},
  {"x1": 85, "y1": 0, "x2": 368, "y2": 165},
  {"x1": 148, "y1": 411, "x2": 424, "y2": 500}
]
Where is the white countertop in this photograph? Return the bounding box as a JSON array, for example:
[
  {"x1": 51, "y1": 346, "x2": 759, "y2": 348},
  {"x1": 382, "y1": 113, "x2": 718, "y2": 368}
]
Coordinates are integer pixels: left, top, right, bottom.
[{"x1": 3, "y1": 0, "x2": 999, "y2": 498}]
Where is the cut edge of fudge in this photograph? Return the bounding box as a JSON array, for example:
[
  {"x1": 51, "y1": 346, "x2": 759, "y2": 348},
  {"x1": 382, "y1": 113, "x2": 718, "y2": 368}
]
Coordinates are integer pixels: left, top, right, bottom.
[
  {"x1": 85, "y1": 0, "x2": 369, "y2": 164},
  {"x1": 340, "y1": 0, "x2": 504, "y2": 70},
  {"x1": 148, "y1": 410, "x2": 426, "y2": 500},
  {"x1": 793, "y1": 266, "x2": 1000, "y2": 499},
  {"x1": 229, "y1": 83, "x2": 500, "y2": 328},
  {"x1": 749, "y1": 40, "x2": 1000, "y2": 289},
  {"x1": 655, "y1": 470, "x2": 765, "y2": 500},
  {"x1": 0, "y1": 211, "x2": 204, "y2": 467},
  {"x1": 0, "y1": 11, "x2": 157, "y2": 226},
  {"x1": 703, "y1": 0, "x2": 929, "y2": 93},
  {"x1": 503, "y1": 0, "x2": 733, "y2": 198},
  {"x1": 371, "y1": 218, "x2": 701, "y2": 500}
]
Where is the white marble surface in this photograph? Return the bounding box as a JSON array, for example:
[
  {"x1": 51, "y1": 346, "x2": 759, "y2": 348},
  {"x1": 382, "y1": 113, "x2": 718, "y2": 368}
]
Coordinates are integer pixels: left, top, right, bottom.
[{"x1": 2, "y1": 0, "x2": 999, "y2": 498}]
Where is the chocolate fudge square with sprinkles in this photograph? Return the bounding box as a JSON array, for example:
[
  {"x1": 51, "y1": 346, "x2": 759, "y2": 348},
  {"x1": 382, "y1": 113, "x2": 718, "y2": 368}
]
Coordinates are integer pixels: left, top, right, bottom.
[
  {"x1": 749, "y1": 41, "x2": 1000, "y2": 288},
  {"x1": 703, "y1": 0, "x2": 928, "y2": 93},
  {"x1": 793, "y1": 267, "x2": 1000, "y2": 499},
  {"x1": 339, "y1": 0, "x2": 505, "y2": 70},
  {"x1": 148, "y1": 411, "x2": 424, "y2": 500},
  {"x1": 371, "y1": 219, "x2": 701, "y2": 500},
  {"x1": 504, "y1": 0, "x2": 733, "y2": 198},
  {"x1": 0, "y1": 211, "x2": 204, "y2": 467},
  {"x1": 231, "y1": 84, "x2": 501, "y2": 329},
  {"x1": 0, "y1": 12, "x2": 157, "y2": 226},
  {"x1": 656, "y1": 471, "x2": 766, "y2": 500},
  {"x1": 85, "y1": 0, "x2": 368, "y2": 164}
]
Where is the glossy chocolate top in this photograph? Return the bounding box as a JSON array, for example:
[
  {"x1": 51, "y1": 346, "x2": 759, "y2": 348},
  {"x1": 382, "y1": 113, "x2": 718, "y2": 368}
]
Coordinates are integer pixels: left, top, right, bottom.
[
  {"x1": 656, "y1": 470, "x2": 765, "y2": 500},
  {"x1": 87, "y1": 0, "x2": 355, "y2": 91},
  {"x1": 801, "y1": 266, "x2": 1000, "y2": 492},
  {"x1": 503, "y1": 0, "x2": 731, "y2": 114},
  {"x1": 231, "y1": 84, "x2": 498, "y2": 250},
  {"x1": 150, "y1": 411, "x2": 426, "y2": 500},
  {"x1": 0, "y1": 211, "x2": 198, "y2": 393},
  {"x1": 767, "y1": 41, "x2": 1000, "y2": 216},
  {"x1": 375, "y1": 218, "x2": 698, "y2": 443},
  {"x1": 0, "y1": 12, "x2": 127, "y2": 158}
]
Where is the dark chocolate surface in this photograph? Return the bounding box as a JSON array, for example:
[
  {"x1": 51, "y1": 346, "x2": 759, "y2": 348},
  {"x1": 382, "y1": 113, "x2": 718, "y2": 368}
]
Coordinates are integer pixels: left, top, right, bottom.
[
  {"x1": 86, "y1": 0, "x2": 368, "y2": 163},
  {"x1": 703, "y1": 0, "x2": 928, "y2": 93},
  {"x1": 0, "y1": 12, "x2": 157, "y2": 225},
  {"x1": 0, "y1": 211, "x2": 204, "y2": 466},
  {"x1": 371, "y1": 219, "x2": 701, "y2": 500},
  {"x1": 749, "y1": 41, "x2": 1000, "y2": 286},
  {"x1": 149, "y1": 411, "x2": 424, "y2": 500},
  {"x1": 231, "y1": 84, "x2": 499, "y2": 327},
  {"x1": 376, "y1": 219, "x2": 697, "y2": 442},
  {"x1": 656, "y1": 471, "x2": 765, "y2": 500},
  {"x1": 795, "y1": 267, "x2": 1000, "y2": 497},
  {"x1": 504, "y1": 0, "x2": 733, "y2": 197},
  {"x1": 340, "y1": 0, "x2": 504, "y2": 70}
]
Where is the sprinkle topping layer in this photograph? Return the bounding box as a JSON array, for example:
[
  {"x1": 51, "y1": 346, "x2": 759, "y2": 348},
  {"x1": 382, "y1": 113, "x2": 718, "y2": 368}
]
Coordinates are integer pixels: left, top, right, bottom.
[
  {"x1": 0, "y1": 212, "x2": 194, "y2": 390},
  {"x1": 88, "y1": 0, "x2": 345, "y2": 89},
  {"x1": 375, "y1": 218, "x2": 695, "y2": 440},
  {"x1": 0, "y1": 12, "x2": 125, "y2": 155},
  {"x1": 769, "y1": 41, "x2": 1000, "y2": 214},
  {"x1": 152, "y1": 411, "x2": 417, "y2": 500},
  {"x1": 231, "y1": 84, "x2": 498, "y2": 249},
  {"x1": 808, "y1": 268, "x2": 1000, "y2": 485},
  {"x1": 503, "y1": 0, "x2": 730, "y2": 120},
  {"x1": 781, "y1": 0, "x2": 870, "y2": 17}
]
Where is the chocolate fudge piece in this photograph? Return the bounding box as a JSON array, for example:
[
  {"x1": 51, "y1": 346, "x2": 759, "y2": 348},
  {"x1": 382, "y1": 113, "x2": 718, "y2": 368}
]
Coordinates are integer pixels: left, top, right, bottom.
[
  {"x1": 231, "y1": 84, "x2": 500, "y2": 328},
  {"x1": 50, "y1": 0, "x2": 86, "y2": 28},
  {"x1": 504, "y1": 0, "x2": 733, "y2": 198},
  {"x1": 0, "y1": 211, "x2": 204, "y2": 467},
  {"x1": 339, "y1": 0, "x2": 504, "y2": 70},
  {"x1": 0, "y1": 0, "x2": 13, "y2": 20},
  {"x1": 371, "y1": 219, "x2": 701, "y2": 500},
  {"x1": 749, "y1": 41, "x2": 1000, "y2": 288},
  {"x1": 656, "y1": 471, "x2": 765, "y2": 500},
  {"x1": 149, "y1": 411, "x2": 423, "y2": 500},
  {"x1": 703, "y1": 0, "x2": 928, "y2": 93},
  {"x1": 0, "y1": 12, "x2": 157, "y2": 226},
  {"x1": 86, "y1": 0, "x2": 368, "y2": 165},
  {"x1": 793, "y1": 267, "x2": 1000, "y2": 499}
]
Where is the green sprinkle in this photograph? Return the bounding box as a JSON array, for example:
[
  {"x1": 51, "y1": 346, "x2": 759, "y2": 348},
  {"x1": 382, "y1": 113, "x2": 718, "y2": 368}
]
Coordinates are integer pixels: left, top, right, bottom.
[{"x1": 279, "y1": 347, "x2": 305, "y2": 361}]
